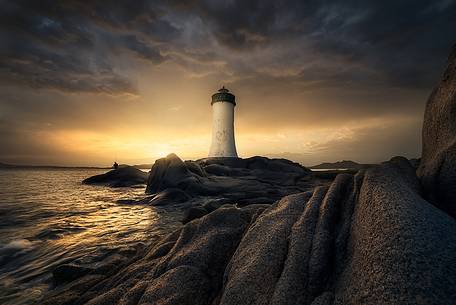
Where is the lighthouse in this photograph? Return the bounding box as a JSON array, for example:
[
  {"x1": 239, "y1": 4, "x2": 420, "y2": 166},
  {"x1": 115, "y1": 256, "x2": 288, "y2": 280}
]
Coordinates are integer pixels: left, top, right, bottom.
[{"x1": 208, "y1": 87, "x2": 238, "y2": 158}]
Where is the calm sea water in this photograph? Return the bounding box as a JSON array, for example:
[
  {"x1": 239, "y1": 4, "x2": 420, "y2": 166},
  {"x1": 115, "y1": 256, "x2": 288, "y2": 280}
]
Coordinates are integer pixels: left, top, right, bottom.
[{"x1": 0, "y1": 168, "x2": 182, "y2": 305}]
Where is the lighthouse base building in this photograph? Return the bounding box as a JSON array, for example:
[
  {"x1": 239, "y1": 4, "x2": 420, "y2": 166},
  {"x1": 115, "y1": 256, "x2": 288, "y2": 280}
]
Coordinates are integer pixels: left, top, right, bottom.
[{"x1": 208, "y1": 87, "x2": 238, "y2": 158}]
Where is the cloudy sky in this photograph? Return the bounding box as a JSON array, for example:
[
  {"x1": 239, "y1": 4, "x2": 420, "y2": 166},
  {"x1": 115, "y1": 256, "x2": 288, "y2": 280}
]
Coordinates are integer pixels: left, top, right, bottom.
[{"x1": 1, "y1": 0, "x2": 455, "y2": 166}]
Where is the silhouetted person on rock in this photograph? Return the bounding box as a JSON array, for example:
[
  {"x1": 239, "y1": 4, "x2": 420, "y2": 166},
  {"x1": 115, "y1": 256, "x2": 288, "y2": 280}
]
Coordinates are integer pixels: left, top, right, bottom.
[{"x1": 113, "y1": 162, "x2": 118, "y2": 170}]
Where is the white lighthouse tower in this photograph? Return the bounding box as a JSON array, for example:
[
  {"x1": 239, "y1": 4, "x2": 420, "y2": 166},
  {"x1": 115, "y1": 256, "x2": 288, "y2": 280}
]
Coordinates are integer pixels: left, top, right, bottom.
[{"x1": 208, "y1": 87, "x2": 238, "y2": 158}]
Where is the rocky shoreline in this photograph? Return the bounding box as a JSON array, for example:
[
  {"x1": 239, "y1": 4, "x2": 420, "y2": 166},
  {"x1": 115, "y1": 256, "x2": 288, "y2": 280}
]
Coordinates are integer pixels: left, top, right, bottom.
[
  {"x1": 40, "y1": 46, "x2": 456, "y2": 305},
  {"x1": 85, "y1": 154, "x2": 336, "y2": 224}
]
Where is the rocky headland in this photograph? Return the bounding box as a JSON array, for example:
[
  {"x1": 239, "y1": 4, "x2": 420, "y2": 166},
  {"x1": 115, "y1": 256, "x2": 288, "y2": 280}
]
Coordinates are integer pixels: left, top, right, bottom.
[
  {"x1": 82, "y1": 166, "x2": 148, "y2": 187},
  {"x1": 142, "y1": 155, "x2": 332, "y2": 221},
  {"x1": 42, "y1": 46, "x2": 456, "y2": 305},
  {"x1": 89, "y1": 154, "x2": 333, "y2": 224}
]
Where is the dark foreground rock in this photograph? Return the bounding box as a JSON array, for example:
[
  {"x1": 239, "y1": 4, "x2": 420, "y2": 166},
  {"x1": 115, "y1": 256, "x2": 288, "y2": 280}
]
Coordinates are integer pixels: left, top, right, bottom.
[
  {"x1": 83, "y1": 166, "x2": 148, "y2": 187},
  {"x1": 418, "y1": 45, "x2": 456, "y2": 218}
]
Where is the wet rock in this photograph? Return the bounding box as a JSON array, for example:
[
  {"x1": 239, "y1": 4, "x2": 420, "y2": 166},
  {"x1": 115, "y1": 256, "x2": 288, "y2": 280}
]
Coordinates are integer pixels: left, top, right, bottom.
[
  {"x1": 148, "y1": 188, "x2": 191, "y2": 206},
  {"x1": 115, "y1": 198, "x2": 139, "y2": 205},
  {"x1": 418, "y1": 45, "x2": 456, "y2": 218},
  {"x1": 53, "y1": 264, "x2": 93, "y2": 284},
  {"x1": 82, "y1": 166, "x2": 148, "y2": 187},
  {"x1": 117, "y1": 244, "x2": 146, "y2": 258}
]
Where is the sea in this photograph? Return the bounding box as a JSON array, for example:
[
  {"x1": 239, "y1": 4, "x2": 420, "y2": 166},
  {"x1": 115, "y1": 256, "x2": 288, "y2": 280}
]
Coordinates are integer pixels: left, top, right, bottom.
[{"x1": 0, "y1": 168, "x2": 182, "y2": 305}]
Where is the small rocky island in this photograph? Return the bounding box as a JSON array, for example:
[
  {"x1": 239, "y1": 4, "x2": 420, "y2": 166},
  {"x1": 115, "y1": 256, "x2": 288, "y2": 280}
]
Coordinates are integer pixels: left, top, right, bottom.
[
  {"x1": 82, "y1": 165, "x2": 148, "y2": 187},
  {"x1": 42, "y1": 47, "x2": 456, "y2": 305}
]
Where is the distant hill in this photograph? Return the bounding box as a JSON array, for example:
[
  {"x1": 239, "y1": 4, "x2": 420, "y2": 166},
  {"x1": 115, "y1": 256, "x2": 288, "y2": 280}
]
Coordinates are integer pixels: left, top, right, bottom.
[
  {"x1": 0, "y1": 162, "x2": 16, "y2": 168},
  {"x1": 310, "y1": 160, "x2": 372, "y2": 170}
]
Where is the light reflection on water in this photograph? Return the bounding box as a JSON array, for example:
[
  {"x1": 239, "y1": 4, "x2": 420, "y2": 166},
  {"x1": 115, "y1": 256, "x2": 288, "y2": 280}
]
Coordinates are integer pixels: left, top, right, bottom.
[{"x1": 0, "y1": 168, "x2": 181, "y2": 305}]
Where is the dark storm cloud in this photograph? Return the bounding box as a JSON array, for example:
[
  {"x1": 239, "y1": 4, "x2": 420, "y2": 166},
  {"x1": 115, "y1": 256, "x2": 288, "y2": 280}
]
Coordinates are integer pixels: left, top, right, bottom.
[
  {"x1": 309, "y1": 0, "x2": 456, "y2": 88},
  {"x1": 0, "y1": 0, "x2": 176, "y2": 95},
  {"x1": 1, "y1": 0, "x2": 454, "y2": 93},
  {"x1": 0, "y1": 37, "x2": 138, "y2": 95},
  {"x1": 121, "y1": 35, "x2": 166, "y2": 62},
  {"x1": 168, "y1": 0, "x2": 455, "y2": 89}
]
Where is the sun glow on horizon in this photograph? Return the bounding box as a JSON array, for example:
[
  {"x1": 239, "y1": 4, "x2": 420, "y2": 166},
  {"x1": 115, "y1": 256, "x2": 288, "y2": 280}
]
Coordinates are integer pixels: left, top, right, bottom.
[{"x1": 15, "y1": 113, "x2": 420, "y2": 167}]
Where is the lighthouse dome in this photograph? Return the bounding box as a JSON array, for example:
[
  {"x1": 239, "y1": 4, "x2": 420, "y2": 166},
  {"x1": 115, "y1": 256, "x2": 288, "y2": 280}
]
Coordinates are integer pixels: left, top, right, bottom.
[{"x1": 211, "y1": 86, "x2": 236, "y2": 106}]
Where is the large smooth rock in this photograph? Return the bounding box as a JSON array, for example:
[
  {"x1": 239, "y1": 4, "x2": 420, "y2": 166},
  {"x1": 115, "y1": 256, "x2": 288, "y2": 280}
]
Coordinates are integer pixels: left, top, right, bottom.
[
  {"x1": 220, "y1": 174, "x2": 355, "y2": 305},
  {"x1": 418, "y1": 45, "x2": 456, "y2": 218},
  {"x1": 82, "y1": 166, "x2": 148, "y2": 187},
  {"x1": 145, "y1": 153, "x2": 201, "y2": 194},
  {"x1": 335, "y1": 157, "x2": 456, "y2": 305}
]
